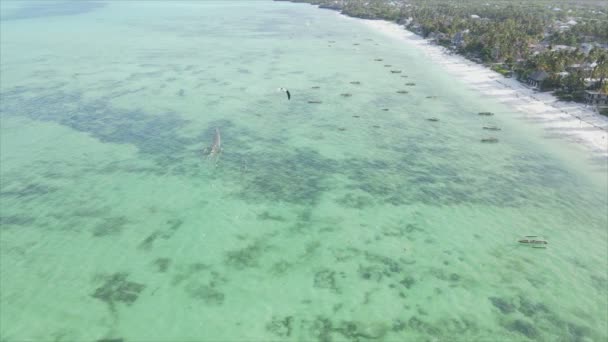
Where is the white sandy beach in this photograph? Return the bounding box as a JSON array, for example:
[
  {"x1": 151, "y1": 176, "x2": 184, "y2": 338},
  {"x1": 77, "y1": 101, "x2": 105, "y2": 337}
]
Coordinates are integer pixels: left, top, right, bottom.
[{"x1": 346, "y1": 16, "x2": 608, "y2": 157}]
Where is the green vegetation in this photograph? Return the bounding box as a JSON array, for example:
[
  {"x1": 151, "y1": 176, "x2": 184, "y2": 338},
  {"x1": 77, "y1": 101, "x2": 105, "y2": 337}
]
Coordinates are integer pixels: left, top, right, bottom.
[{"x1": 277, "y1": 0, "x2": 608, "y2": 106}]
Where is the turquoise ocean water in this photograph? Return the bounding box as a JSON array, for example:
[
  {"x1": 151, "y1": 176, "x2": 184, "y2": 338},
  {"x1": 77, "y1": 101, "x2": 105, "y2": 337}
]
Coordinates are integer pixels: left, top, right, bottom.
[{"x1": 1, "y1": 1, "x2": 607, "y2": 341}]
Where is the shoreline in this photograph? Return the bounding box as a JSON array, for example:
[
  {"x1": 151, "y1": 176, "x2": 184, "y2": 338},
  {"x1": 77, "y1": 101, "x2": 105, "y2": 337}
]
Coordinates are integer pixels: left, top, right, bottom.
[{"x1": 334, "y1": 13, "x2": 608, "y2": 158}]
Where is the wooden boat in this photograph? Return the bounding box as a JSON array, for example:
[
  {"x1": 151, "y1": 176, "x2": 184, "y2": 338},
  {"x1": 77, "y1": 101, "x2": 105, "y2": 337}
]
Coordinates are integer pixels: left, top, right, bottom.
[
  {"x1": 483, "y1": 126, "x2": 501, "y2": 131},
  {"x1": 518, "y1": 239, "x2": 548, "y2": 244}
]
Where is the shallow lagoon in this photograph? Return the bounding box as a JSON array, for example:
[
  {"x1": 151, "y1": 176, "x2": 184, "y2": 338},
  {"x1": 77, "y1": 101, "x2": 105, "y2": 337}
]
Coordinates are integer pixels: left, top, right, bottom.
[{"x1": 1, "y1": 1, "x2": 606, "y2": 341}]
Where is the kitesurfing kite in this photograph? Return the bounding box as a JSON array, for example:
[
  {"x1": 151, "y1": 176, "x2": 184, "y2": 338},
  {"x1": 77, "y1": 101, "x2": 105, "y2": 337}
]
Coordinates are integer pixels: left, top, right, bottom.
[{"x1": 278, "y1": 87, "x2": 291, "y2": 100}]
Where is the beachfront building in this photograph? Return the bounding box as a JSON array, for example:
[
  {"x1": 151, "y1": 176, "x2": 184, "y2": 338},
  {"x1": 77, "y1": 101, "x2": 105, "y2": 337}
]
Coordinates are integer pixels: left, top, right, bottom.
[
  {"x1": 526, "y1": 71, "x2": 549, "y2": 90},
  {"x1": 318, "y1": 0, "x2": 343, "y2": 10},
  {"x1": 585, "y1": 91, "x2": 608, "y2": 107},
  {"x1": 580, "y1": 43, "x2": 595, "y2": 55},
  {"x1": 428, "y1": 32, "x2": 448, "y2": 42},
  {"x1": 452, "y1": 29, "x2": 469, "y2": 48},
  {"x1": 568, "y1": 62, "x2": 597, "y2": 74},
  {"x1": 551, "y1": 45, "x2": 577, "y2": 52},
  {"x1": 529, "y1": 42, "x2": 549, "y2": 56}
]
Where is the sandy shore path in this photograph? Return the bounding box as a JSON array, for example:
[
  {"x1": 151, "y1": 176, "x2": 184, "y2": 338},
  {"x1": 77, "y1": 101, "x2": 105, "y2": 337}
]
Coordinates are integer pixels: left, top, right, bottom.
[{"x1": 347, "y1": 17, "x2": 608, "y2": 158}]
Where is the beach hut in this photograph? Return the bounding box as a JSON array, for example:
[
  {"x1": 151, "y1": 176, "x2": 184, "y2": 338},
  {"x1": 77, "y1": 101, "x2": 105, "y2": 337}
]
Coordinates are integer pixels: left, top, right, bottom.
[
  {"x1": 526, "y1": 71, "x2": 549, "y2": 90},
  {"x1": 584, "y1": 91, "x2": 608, "y2": 107}
]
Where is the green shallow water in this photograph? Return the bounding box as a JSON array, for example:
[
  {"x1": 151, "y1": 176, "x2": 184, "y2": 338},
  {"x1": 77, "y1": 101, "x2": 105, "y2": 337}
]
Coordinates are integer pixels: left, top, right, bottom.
[{"x1": 1, "y1": 1, "x2": 607, "y2": 341}]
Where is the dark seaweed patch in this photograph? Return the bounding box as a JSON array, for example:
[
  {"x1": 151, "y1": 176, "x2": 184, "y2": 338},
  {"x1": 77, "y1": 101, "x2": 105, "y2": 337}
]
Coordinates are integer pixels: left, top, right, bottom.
[
  {"x1": 0, "y1": 183, "x2": 58, "y2": 201},
  {"x1": 399, "y1": 276, "x2": 416, "y2": 289},
  {"x1": 301, "y1": 241, "x2": 322, "y2": 259},
  {"x1": 104, "y1": 87, "x2": 147, "y2": 99},
  {"x1": 171, "y1": 263, "x2": 210, "y2": 285},
  {"x1": 270, "y1": 260, "x2": 292, "y2": 275},
  {"x1": 309, "y1": 317, "x2": 333, "y2": 342},
  {"x1": 0, "y1": 215, "x2": 35, "y2": 227},
  {"x1": 185, "y1": 283, "x2": 225, "y2": 305},
  {"x1": 298, "y1": 209, "x2": 313, "y2": 222},
  {"x1": 382, "y1": 222, "x2": 423, "y2": 238},
  {"x1": 364, "y1": 251, "x2": 402, "y2": 274},
  {"x1": 238, "y1": 148, "x2": 337, "y2": 205},
  {"x1": 442, "y1": 318, "x2": 479, "y2": 335},
  {"x1": 92, "y1": 216, "x2": 130, "y2": 237},
  {"x1": 335, "y1": 321, "x2": 388, "y2": 340},
  {"x1": 166, "y1": 219, "x2": 183, "y2": 233},
  {"x1": 332, "y1": 247, "x2": 361, "y2": 262},
  {"x1": 171, "y1": 265, "x2": 228, "y2": 304},
  {"x1": 0, "y1": 89, "x2": 203, "y2": 171},
  {"x1": 225, "y1": 240, "x2": 269, "y2": 269},
  {"x1": 567, "y1": 322, "x2": 592, "y2": 341},
  {"x1": 590, "y1": 275, "x2": 607, "y2": 292},
  {"x1": 408, "y1": 316, "x2": 440, "y2": 335},
  {"x1": 405, "y1": 224, "x2": 423, "y2": 234},
  {"x1": 266, "y1": 316, "x2": 293, "y2": 338},
  {"x1": 407, "y1": 317, "x2": 423, "y2": 329},
  {"x1": 257, "y1": 211, "x2": 286, "y2": 222},
  {"x1": 153, "y1": 258, "x2": 171, "y2": 273},
  {"x1": 314, "y1": 269, "x2": 337, "y2": 292},
  {"x1": 504, "y1": 319, "x2": 538, "y2": 339},
  {"x1": 489, "y1": 297, "x2": 515, "y2": 314},
  {"x1": 518, "y1": 296, "x2": 548, "y2": 317},
  {"x1": 306, "y1": 317, "x2": 388, "y2": 342},
  {"x1": 358, "y1": 265, "x2": 384, "y2": 282},
  {"x1": 392, "y1": 319, "x2": 407, "y2": 332},
  {"x1": 138, "y1": 231, "x2": 162, "y2": 250},
  {"x1": 339, "y1": 153, "x2": 543, "y2": 207},
  {"x1": 91, "y1": 273, "x2": 145, "y2": 310},
  {"x1": 336, "y1": 193, "x2": 374, "y2": 209},
  {"x1": 138, "y1": 219, "x2": 182, "y2": 249}
]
